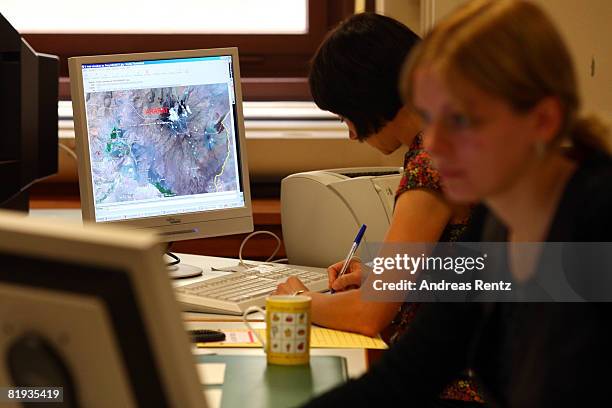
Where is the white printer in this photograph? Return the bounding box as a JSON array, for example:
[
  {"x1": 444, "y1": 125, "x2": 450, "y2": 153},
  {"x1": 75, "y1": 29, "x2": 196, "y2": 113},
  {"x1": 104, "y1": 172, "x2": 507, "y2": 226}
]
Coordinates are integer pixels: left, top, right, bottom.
[{"x1": 281, "y1": 167, "x2": 402, "y2": 268}]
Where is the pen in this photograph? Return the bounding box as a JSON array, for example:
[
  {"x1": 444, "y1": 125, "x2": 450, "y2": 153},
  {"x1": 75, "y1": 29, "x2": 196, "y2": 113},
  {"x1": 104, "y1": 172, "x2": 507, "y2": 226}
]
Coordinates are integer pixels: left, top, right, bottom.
[{"x1": 330, "y1": 224, "x2": 367, "y2": 294}]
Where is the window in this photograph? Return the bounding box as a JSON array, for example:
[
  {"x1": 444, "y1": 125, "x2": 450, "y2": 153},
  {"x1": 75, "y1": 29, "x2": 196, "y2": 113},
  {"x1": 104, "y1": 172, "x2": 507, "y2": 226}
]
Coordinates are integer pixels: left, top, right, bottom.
[
  {"x1": 1, "y1": 0, "x2": 308, "y2": 34},
  {"x1": 3, "y1": 0, "x2": 362, "y2": 99},
  {"x1": 10, "y1": 1, "x2": 355, "y2": 76}
]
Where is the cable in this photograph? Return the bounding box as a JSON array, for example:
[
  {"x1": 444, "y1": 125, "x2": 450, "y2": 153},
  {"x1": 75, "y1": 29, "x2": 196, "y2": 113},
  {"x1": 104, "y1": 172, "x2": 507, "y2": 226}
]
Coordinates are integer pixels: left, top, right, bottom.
[
  {"x1": 58, "y1": 143, "x2": 78, "y2": 162},
  {"x1": 165, "y1": 252, "x2": 180, "y2": 267},
  {"x1": 165, "y1": 242, "x2": 180, "y2": 267},
  {"x1": 238, "y1": 230, "x2": 285, "y2": 266}
]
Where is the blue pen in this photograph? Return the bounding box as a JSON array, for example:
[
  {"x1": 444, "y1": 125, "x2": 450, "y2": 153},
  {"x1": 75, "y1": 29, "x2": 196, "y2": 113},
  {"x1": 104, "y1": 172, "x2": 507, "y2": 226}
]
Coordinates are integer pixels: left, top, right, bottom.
[{"x1": 330, "y1": 224, "x2": 367, "y2": 294}]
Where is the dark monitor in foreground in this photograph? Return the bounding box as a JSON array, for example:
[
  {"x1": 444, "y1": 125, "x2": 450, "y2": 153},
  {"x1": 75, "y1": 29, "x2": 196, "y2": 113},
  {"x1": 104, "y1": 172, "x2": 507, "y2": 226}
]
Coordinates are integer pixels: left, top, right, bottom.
[
  {"x1": 0, "y1": 13, "x2": 59, "y2": 211},
  {"x1": 0, "y1": 210, "x2": 206, "y2": 407}
]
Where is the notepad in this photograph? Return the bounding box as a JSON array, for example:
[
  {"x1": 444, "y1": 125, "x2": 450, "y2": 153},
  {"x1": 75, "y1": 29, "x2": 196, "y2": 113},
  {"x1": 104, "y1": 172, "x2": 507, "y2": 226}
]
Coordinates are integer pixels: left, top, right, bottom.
[
  {"x1": 310, "y1": 327, "x2": 387, "y2": 349},
  {"x1": 196, "y1": 327, "x2": 387, "y2": 349}
]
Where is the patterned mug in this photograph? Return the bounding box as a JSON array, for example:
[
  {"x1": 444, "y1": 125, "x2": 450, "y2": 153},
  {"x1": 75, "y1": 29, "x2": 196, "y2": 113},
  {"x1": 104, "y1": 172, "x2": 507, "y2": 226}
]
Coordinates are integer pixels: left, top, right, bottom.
[{"x1": 243, "y1": 295, "x2": 311, "y2": 365}]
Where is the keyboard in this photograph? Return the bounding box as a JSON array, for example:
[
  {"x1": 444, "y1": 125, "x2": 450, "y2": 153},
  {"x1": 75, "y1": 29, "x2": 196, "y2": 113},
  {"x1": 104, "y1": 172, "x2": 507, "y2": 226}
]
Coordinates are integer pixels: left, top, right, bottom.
[{"x1": 174, "y1": 263, "x2": 329, "y2": 315}]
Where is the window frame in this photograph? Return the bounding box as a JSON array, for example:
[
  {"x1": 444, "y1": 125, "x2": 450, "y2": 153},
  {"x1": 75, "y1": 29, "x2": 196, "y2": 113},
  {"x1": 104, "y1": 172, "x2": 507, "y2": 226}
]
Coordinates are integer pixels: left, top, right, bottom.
[{"x1": 23, "y1": 0, "x2": 354, "y2": 79}]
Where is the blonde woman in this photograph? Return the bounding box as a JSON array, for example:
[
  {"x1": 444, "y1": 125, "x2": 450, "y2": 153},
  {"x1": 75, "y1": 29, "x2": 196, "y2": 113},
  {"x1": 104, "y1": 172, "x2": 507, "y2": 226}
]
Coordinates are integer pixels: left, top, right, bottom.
[{"x1": 305, "y1": 1, "x2": 612, "y2": 407}]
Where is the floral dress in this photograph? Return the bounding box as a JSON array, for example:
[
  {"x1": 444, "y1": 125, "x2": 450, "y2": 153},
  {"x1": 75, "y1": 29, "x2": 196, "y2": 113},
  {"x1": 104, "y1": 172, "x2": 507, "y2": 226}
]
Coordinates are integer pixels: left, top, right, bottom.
[{"x1": 386, "y1": 133, "x2": 483, "y2": 403}]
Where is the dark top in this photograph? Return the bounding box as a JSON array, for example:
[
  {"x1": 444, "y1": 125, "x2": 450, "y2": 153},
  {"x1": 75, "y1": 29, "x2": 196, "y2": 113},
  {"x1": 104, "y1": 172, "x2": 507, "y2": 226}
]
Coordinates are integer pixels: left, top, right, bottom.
[{"x1": 304, "y1": 150, "x2": 612, "y2": 408}]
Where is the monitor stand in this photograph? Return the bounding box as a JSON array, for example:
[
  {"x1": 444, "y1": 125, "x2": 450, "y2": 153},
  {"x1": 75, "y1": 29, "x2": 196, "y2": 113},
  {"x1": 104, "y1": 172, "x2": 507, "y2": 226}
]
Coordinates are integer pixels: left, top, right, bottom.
[
  {"x1": 167, "y1": 263, "x2": 203, "y2": 279},
  {"x1": 164, "y1": 251, "x2": 204, "y2": 279}
]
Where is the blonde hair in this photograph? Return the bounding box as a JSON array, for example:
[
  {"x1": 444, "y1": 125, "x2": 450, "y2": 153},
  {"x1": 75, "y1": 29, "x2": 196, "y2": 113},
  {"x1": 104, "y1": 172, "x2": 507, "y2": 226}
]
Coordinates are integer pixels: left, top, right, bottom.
[{"x1": 402, "y1": 0, "x2": 610, "y2": 153}]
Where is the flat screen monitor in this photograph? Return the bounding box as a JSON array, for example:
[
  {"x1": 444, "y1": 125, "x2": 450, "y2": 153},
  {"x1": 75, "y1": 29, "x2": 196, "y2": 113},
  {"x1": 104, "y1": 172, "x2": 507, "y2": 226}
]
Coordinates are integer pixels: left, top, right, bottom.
[
  {"x1": 0, "y1": 210, "x2": 206, "y2": 407},
  {"x1": 68, "y1": 48, "x2": 253, "y2": 277},
  {"x1": 0, "y1": 13, "x2": 59, "y2": 211}
]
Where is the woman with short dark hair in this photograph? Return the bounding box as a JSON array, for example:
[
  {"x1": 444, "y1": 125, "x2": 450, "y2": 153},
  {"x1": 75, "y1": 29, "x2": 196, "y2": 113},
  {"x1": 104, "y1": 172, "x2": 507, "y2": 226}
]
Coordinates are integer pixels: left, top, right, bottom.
[
  {"x1": 309, "y1": 13, "x2": 420, "y2": 142},
  {"x1": 276, "y1": 12, "x2": 479, "y2": 406}
]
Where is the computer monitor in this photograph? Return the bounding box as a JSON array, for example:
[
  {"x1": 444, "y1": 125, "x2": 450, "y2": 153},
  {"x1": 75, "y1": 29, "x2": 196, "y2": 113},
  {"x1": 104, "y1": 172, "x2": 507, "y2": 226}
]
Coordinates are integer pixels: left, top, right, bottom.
[
  {"x1": 0, "y1": 13, "x2": 59, "y2": 211},
  {"x1": 0, "y1": 210, "x2": 206, "y2": 407},
  {"x1": 68, "y1": 48, "x2": 253, "y2": 277}
]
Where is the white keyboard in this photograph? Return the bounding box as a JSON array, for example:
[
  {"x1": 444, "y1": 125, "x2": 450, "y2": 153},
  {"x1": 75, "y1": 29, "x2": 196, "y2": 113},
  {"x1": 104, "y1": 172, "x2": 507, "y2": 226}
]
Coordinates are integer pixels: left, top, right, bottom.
[{"x1": 174, "y1": 264, "x2": 329, "y2": 315}]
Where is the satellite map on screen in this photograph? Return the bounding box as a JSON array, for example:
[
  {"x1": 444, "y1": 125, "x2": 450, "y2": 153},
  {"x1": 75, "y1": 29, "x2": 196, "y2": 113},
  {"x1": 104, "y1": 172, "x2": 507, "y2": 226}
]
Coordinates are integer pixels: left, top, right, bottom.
[{"x1": 84, "y1": 84, "x2": 238, "y2": 204}]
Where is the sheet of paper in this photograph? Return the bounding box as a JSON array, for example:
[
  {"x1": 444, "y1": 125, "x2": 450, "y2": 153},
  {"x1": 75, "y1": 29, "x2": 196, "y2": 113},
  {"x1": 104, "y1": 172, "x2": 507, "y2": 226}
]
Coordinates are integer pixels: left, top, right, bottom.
[
  {"x1": 203, "y1": 389, "x2": 222, "y2": 408},
  {"x1": 196, "y1": 327, "x2": 387, "y2": 349},
  {"x1": 309, "y1": 327, "x2": 388, "y2": 349},
  {"x1": 223, "y1": 329, "x2": 257, "y2": 344},
  {"x1": 196, "y1": 363, "x2": 226, "y2": 385},
  {"x1": 196, "y1": 328, "x2": 259, "y2": 347}
]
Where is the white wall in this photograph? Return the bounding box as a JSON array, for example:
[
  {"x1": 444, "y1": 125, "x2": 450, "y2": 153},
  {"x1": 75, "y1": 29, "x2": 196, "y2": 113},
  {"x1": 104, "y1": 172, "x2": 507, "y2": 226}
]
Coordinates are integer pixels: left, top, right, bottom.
[
  {"x1": 376, "y1": 0, "x2": 612, "y2": 121},
  {"x1": 376, "y1": 0, "x2": 421, "y2": 34},
  {"x1": 533, "y1": 0, "x2": 612, "y2": 120}
]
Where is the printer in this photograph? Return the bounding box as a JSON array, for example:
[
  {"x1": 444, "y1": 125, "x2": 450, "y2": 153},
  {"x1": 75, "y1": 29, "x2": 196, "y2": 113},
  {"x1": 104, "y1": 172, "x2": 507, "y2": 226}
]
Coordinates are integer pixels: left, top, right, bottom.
[{"x1": 281, "y1": 167, "x2": 402, "y2": 268}]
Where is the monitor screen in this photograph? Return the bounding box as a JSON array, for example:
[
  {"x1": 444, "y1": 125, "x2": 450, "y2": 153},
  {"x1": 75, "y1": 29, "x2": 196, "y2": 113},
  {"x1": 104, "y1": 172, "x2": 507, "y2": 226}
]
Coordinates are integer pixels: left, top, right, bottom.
[{"x1": 79, "y1": 55, "x2": 244, "y2": 222}]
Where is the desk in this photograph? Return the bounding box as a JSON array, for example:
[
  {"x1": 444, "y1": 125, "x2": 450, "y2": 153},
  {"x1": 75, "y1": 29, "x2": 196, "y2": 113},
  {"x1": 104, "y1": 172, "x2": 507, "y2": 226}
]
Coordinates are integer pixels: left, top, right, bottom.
[
  {"x1": 173, "y1": 254, "x2": 367, "y2": 378},
  {"x1": 173, "y1": 255, "x2": 367, "y2": 407},
  {"x1": 188, "y1": 321, "x2": 366, "y2": 408},
  {"x1": 186, "y1": 321, "x2": 367, "y2": 380}
]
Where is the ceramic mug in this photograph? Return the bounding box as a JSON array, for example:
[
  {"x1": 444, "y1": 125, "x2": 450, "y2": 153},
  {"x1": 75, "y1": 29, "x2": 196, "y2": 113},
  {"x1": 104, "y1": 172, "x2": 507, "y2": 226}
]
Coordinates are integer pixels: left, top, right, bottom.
[{"x1": 243, "y1": 295, "x2": 311, "y2": 365}]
